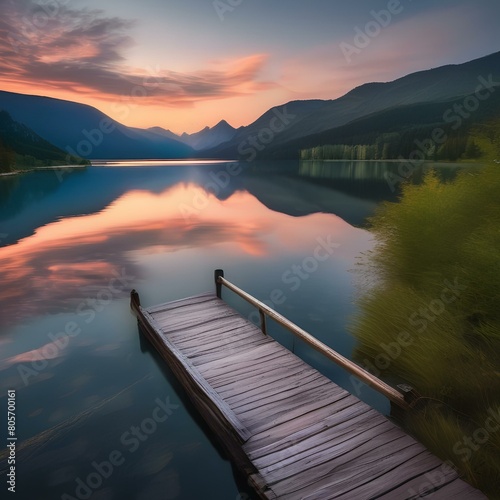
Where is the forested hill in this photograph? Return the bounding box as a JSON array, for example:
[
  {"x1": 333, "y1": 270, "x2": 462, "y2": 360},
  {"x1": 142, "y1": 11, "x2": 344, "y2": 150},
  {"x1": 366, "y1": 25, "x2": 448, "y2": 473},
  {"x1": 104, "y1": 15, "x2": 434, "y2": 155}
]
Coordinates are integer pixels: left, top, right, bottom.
[
  {"x1": 0, "y1": 110, "x2": 85, "y2": 173},
  {"x1": 297, "y1": 91, "x2": 500, "y2": 162}
]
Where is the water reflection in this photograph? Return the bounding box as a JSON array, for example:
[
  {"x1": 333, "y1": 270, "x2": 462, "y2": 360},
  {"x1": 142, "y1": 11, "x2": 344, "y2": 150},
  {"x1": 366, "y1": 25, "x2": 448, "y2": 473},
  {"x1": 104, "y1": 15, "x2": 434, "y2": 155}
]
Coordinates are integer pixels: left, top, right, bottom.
[
  {"x1": 0, "y1": 161, "x2": 394, "y2": 247},
  {"x1": 0, "y1": 180, "x2": 370, "y2": 330}
]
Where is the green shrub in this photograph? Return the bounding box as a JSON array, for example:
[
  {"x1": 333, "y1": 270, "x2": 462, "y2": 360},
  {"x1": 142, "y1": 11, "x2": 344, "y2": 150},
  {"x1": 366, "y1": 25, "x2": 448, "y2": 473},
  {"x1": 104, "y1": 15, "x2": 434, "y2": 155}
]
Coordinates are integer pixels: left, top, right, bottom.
[{"x1": 350, "y1": 164, "x2": 500, "y2": 497}]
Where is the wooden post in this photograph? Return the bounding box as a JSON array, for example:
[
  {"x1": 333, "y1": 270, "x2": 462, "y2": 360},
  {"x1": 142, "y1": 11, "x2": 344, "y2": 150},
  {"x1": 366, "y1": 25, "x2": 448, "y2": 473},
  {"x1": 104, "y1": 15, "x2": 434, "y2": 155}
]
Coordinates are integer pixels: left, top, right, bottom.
[
  {"x1": 398, "y1": 384, "x2": 420, "y2": 406},
  {"x1": 131, "y1": 289, "x2": 141, "y2": 309},
  {"x1": 390, "y1": 384, "x2": 420, "y2": 421},
  {"x1": 259, "y1": 308, "x2": 267, "y2": 335},
  {"x1": 214, "y1": 269, "x2": 224, "y2": 299}
]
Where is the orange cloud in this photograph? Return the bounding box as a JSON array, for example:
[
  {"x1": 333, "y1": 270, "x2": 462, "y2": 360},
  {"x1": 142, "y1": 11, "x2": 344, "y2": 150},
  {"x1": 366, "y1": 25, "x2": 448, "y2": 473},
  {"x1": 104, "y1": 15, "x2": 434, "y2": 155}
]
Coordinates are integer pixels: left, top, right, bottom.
[{"x1": 0, "y1": 0, "x2": 272, "y2": 108}]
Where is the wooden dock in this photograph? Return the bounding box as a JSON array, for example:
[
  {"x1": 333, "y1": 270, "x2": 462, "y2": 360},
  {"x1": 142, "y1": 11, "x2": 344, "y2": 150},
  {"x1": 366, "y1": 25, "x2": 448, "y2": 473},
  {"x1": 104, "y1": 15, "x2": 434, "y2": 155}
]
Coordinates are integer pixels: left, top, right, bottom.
[{"x1": 130, "y1": 271, "x2": 485, "y2": 499}]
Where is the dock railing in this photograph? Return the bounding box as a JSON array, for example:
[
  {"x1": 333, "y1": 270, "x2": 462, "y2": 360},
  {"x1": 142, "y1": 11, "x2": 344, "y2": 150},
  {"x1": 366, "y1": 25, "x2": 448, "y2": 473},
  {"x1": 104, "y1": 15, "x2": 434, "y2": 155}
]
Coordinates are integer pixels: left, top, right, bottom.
[{"x1": 214, "y1": 269, "x2": 418, "y2": 412}]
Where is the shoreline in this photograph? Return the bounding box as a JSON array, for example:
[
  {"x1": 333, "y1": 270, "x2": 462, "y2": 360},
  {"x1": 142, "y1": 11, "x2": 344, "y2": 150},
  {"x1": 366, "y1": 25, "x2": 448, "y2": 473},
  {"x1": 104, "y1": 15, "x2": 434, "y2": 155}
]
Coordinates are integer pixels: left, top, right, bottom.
[
  {"x1": 300, "y1": 158, "x2": 489, "y2": 166},
  {"x1": 0, "y1": 164, "x2": 88, "y2": 177}
]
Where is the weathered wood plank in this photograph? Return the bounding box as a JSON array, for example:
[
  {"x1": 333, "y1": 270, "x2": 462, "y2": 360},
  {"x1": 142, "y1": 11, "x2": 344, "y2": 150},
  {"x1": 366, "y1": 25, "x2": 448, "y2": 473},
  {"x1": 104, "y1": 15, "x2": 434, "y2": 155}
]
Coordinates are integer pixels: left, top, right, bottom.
[
  {"x1": 180, "y1": 333, "x2": 269, "y2": 359},
  {"x1": 413, "y1": 477, "x2": 488, "y2": 499},
  {"x1": 198, "y1": 343, "x2": 290, "y2": 378},
  {"x1": 200, "y1": 345, "x2": 290, "y2": 384},
  {"x1": 252, "y1": 412, "x2": 389, "y2": 470},
  {"x1": 328, "y1": 453, "x2": 453, "y2": 500},
  {"x1": 209, "y1": 357, "x2": 306, "y2": 392},
  {"x1": 215, "y1": 366, "x2": 324, "y2": 401},
  {"x1": 262, "y1": 423, "x2": 406, "y2": 487},
  {"x1": 168, "y1": 321, "x2": 260, "y2": 346},
  {"x1": 237, "y1": 382, "x2": 348, "y2": 424},
  {"x1": 154, "y1": 302, "x2": 238, "y2": 326},
  {"x1": 244, "y1": 390, "x2": 354, "y2": 435},
  {"x1": 188, "y1": 337, "x2": 274, "y2": 366},
  {"x1": 226, "y1": 370, "x2": 327, "y2": 407},
  {"x1": 146, "y1": 292, "x2": 215, "y2": 313},
  {"x1": 267, "y1": 435, "x2": 423, "y2": 497},
  {"x1": 231, "y1": 377, "x2": 333, "y2": 413},
  {"x1": 139, "y1": 308, "x2": 252, "y2": 443},
  {"x1": 154, "y1": 309, "x2": 240, "y2": 334},
  {"x1": 245, "y1": 398, "x2": 366, "y2": 458}
]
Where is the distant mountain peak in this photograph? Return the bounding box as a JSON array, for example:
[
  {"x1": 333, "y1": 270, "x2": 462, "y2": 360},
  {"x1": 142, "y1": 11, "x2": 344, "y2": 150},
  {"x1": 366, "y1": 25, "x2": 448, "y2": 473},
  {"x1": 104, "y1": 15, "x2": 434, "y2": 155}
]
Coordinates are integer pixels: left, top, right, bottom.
[
  {"x1": 177, "y1": 120, "x2": 237, "y2": 150},
  {"x1": 147, "y1": 126, "x2": 180, "y2": 141},
  {"x1": 215, "y1": 119, "x2": 232, "y2": 127}
]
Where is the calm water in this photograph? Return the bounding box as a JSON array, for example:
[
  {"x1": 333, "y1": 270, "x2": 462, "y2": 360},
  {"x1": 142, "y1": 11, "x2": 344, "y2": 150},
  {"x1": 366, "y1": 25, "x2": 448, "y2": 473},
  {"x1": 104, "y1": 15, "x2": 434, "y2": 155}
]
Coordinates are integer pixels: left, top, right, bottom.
[{"x1": 0, "y1": 160, "x2": 476, "y2": 499}]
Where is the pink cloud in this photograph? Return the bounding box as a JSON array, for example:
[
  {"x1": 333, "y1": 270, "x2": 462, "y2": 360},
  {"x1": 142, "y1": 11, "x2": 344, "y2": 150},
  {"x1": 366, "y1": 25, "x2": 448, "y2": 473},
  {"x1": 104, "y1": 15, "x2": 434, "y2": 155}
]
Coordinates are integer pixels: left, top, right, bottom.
[
  {"x1": 0, "y1": 0, "x2": 273, "y2": 106},
  {"x1": 0, "y1": 339, "x2": 67, "y2": 371}
]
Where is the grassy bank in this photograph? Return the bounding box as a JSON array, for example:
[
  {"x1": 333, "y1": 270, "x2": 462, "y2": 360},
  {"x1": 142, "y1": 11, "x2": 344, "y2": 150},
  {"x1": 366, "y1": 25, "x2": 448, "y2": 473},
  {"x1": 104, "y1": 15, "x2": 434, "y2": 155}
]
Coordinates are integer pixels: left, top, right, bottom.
[{"x1": 350, "y1": 163, "x2": 500, "y2": 497}]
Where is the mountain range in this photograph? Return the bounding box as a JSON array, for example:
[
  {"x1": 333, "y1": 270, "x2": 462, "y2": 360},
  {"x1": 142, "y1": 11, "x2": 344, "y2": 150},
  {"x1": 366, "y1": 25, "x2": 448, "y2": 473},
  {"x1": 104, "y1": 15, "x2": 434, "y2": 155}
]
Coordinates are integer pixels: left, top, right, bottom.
[
  {"x1": 204, "y1": 51, "x2": 500, "y2": 160},
  {"x1": 0, "y1": 50, "x2": 499, "y2": 164}
]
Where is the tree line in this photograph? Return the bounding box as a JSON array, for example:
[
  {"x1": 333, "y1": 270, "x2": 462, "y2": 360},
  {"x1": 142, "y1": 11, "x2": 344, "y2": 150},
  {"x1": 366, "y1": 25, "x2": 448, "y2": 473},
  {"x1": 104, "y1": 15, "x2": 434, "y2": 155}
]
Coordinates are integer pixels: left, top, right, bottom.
[{"x1": 300, "y1": 119, "x2": 500, "y2": 163}]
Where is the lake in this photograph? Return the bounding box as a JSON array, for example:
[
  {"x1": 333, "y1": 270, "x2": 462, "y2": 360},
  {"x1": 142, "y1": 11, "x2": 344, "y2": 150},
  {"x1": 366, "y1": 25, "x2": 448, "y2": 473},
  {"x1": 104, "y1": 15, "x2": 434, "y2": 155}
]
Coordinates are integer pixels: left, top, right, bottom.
[{"x1": 0, "y1": 160, "x2": 477, "y2": 500}]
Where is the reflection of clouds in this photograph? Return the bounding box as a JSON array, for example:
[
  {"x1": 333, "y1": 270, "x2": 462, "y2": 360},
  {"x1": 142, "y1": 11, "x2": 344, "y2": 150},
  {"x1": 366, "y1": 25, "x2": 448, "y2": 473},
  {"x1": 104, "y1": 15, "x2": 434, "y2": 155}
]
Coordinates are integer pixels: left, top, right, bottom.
[
  {"x1": 134, "y1": 443, "x2": 174, "y2": 475},
  {"x1": 136, "y1": 468, "x2": 181, "y2": 500},
  {"x1": 1, "y1": 370, "x2": 55, "y2": 391},
  {"x1": 0, "y1": 183, "x2": 366, "y2": 329},
  {"x1": 94, "y1": 343, "x2": 123, "y2": 356},
  {"x1": 0, "y1": 339, "x2": 66, "y2": 371}
]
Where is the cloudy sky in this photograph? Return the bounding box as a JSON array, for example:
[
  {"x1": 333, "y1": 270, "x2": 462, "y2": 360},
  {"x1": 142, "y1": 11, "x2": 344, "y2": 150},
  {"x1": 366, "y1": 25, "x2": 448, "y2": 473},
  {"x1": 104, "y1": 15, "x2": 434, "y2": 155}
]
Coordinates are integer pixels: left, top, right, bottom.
[{"x1": 0, "y1": 0, "x2": 498, "y2": 133}]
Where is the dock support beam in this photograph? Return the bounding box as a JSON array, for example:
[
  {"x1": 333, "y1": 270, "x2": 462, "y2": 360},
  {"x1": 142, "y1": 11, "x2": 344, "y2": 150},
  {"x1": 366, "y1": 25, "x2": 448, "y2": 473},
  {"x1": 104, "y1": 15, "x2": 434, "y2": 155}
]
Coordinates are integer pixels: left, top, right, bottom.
[{"x1": 215, "y1": 269, "x2": 224, "y2": 299}]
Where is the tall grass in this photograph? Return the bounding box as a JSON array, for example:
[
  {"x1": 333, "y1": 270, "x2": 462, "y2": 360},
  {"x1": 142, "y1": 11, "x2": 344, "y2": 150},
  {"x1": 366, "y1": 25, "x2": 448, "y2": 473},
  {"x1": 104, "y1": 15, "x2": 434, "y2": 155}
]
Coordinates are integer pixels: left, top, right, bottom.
[{"x1": 350, "y1": 164, "x2": 500, "y2": 497}]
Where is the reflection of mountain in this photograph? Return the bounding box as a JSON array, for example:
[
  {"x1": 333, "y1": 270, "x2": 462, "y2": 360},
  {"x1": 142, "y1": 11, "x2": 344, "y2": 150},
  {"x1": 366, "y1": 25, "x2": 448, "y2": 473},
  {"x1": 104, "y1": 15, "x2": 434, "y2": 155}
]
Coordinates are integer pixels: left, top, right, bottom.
[
  {"x1": 219, "y1": 161, "x2": 393, "y2": 225},
  {"x1": 0, "y1": 167, "x2": 189, "y2": 246},
  {"x1": 0, "y1": 162, "x2": 389, "y2": 247},
  {"x1": 1, "y1": 161, "x2": 475, "y2": 247},
  {"x1": 296, "y1": 160, "x2": 471, "y2": 199},
  {"x1": 239, "y1": 176, "x2": 378, "y2": 226},
  {"x1": 0, "y1": 180, "x2": 372, "y2": 329}
]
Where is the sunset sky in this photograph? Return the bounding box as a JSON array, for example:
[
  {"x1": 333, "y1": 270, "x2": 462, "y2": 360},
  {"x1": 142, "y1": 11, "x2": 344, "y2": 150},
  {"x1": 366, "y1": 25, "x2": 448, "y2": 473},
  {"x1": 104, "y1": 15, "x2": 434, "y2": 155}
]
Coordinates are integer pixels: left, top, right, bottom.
[{"x1": 0, "y1": 0, "x2": 498, "y2": 134}]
